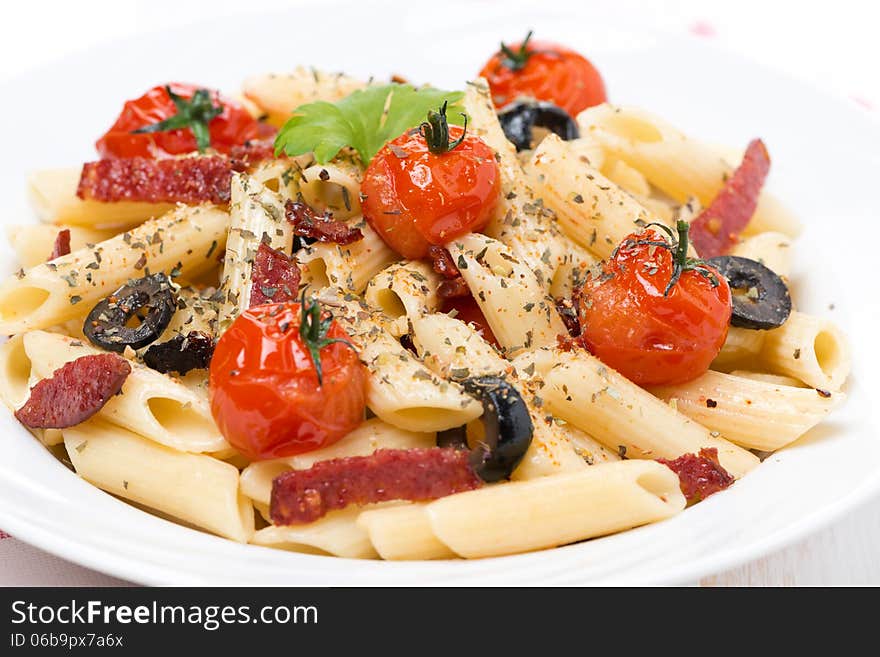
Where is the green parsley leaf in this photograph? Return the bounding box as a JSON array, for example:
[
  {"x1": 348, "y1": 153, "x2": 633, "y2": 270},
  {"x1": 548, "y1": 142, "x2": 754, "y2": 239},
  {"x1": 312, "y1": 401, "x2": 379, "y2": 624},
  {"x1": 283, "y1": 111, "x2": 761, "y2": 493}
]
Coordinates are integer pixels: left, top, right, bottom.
[
  {"x1": 274, "y1": 84, "x2": 465, "y2": 164},
  {"x1": 132, "y1": 86, "x2": 223, "y2": 153}
]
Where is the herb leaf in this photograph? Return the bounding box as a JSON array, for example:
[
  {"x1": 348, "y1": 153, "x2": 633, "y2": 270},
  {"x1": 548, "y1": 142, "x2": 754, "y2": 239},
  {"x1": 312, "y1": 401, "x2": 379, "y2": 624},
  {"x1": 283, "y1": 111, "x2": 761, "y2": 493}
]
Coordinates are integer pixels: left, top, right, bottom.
[
  {"x1": 299, "y1": 293, "x2": 357, "y2": 385},
  {"x1": 132, "y1": 86, "x2": 223, "y2": 153},
  {"x1": 274, "y1": 84, "x2": 465, "y2": 164}
]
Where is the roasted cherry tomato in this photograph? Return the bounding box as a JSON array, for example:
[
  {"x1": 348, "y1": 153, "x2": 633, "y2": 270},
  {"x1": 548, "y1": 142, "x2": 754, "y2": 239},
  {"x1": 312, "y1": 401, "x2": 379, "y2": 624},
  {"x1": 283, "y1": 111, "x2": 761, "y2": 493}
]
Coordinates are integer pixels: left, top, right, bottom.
[
  {"x1": 209, "y1": 299, "x2": 367, "y2": 460},
  {"x1": 478, "y1": 31, "x2": 607, "y2": 117},
  {"x1": 361, "y1": 103, "x2": 500, "y2": 259},
  {"x1": 96, "y1": 83, "x2": 261, "y2": 159},
  {"x1": 576, "y1": 221, "x2": 731, "y2": 386},
  {"x1": 442, "y1": 295, "x2": 500, "y2": 349}
]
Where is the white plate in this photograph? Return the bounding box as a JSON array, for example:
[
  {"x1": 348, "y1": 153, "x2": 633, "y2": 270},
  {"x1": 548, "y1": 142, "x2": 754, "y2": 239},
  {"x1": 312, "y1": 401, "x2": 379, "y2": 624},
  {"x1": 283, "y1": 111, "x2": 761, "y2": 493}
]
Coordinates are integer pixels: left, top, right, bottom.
[{"x1": 1, "y1": 1, "x2": 878, "y2": 585}]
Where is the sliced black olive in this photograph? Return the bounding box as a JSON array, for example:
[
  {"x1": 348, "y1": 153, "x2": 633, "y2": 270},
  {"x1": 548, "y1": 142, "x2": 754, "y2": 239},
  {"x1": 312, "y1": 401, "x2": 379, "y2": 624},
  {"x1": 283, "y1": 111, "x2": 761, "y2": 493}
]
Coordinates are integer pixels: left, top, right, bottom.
[
  {"x1": 436, "y1": 376, "x2": 533, "y2": 482},
  {"x1": 706, "y1": 255, "x2": 791, "y2": 330},
  {"x1": 83, "y1": 273, "x2": 177, "y2": 352},
  {"x1": 143, "y1": 331, "x2": 215, "y2": 375},
  {"x1": 498, "y1": 100, "x2": 579, "y2": 152}
]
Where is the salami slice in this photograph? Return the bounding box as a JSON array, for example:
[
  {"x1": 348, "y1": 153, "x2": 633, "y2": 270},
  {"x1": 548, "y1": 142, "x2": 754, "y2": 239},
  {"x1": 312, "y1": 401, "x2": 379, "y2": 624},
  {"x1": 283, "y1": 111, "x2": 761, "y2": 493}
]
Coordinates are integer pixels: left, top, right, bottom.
[
  {"x1": 14, "y1": 354, "x2": 131, "y2": 429},
  {"x1": 689, "y1": 139, "x2": 771, "y2": 258},
  {"x1": 77, "y1": 140, "x2": 276, "y2": 206},
  {"x1": 270, "y1": 447, "x2": 482, "y2": 525},
  {"x1": 657, "y1": 447, "x2": 734, "y2": 504},
  {"x1": 49, "y1": 228, "x2": 71, "y2": 261},
  {"x1": 249, "y1": 242, "x2": 301, "y2": 307},
  {"x1": 284, "y1": 200, "x2": 363, "y2": 245}
]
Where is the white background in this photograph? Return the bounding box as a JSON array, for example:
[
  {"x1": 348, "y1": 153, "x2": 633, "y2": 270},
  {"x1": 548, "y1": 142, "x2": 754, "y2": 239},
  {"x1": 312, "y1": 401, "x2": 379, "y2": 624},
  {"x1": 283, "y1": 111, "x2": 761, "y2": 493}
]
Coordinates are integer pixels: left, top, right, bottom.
[{"x1": 0, "y1": 0, "x2": 878, "y2": 586}]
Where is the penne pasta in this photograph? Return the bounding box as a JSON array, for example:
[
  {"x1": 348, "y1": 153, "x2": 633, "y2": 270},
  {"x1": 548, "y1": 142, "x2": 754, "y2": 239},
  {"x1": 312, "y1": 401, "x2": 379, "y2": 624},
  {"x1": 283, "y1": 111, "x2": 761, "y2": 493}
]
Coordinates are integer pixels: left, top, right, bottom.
[
  {"x1": 24, "y1": 330, "x2": 228, "y2": 453},
  {"x1": 529, "y1": 134, "x2": 664, "y2": 259},
  {"x1": 427, "y1": 460, "x2": 685, "y2": 558},
  {"x1": 0, "y1": 204, "x2": 228, "y2": 335},
  {"x1": 760, "y1": 311, "x2": 851, "y2": 390},
  {"x1": 64, "y1": 419, "x2": 253, "y2": 542},
  {"x1": 252, "y1": 508, "x2": 379, "y2": 559},
  {"x1": 515, "y1": 347, "x2": 760, "y2": 478},
  {"x1": 28, "y1": 167, "x2": 174, "y2": 229},
  {"x1": 730, "y1": 231, "x2": 793, "y2": 277},
  {"x1": 7, "y1": 224, "x2": 116, "y2": 269},
  {"x1": 357, "y1": 503, "x2": 456, "y2": 560},
  {"x1": 576, "y1": 103, "x2": 802, "y2": 237},
  {"x1": 712, "y1": 327, "x2": 766, "y2": 372},
  {"x1": 650, "y1": 370, "x2": 842, "y2": 451},
  {"x1": 445, "y1": 233, "x2": 566, "y2": 356},
  {"x1": 298, "y1": 221, "x2": 398, "y2": 295},
  {"x1": 463, "y1": 78, "x2": 562, "y2": 286},
  {"x1": 218, "y1": 174, "x2": 292, "y2": 329},
  {"x1": 321, "y1": 291, "x2": 483, "y2": 432},
  {"x1": 298, "y1": 160, "x2": 363, "y2": 220},
  {"x1": 242, "y1": 68, "x2": 369, "y2": 127},
  {"x1": 364, "y1": 261, "x2": 440, "y2": 336}
]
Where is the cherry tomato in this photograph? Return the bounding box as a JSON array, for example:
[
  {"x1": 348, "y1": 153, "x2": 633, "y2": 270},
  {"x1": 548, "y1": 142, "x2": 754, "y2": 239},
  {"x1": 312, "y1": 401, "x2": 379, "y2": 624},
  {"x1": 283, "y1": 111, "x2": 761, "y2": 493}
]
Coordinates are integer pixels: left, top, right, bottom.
[
  {"x1": 442, "y1": 295, "x2": 500, "y2": 349},
  {"x1": 209, "y1": 301, "x2": 367, "y2": 460},
  {"x1": 96, "y1": 83, "x2": 261, "y2": 159},
  {"x1": 576, "y1": 222, "x2": 731, "y2": 386},
  {"x1": 361, "y1": 105, "x2": 500, "y2": 259},
  {"x1": 478, "y1": 31, "x2": 607, "y2": 117}
]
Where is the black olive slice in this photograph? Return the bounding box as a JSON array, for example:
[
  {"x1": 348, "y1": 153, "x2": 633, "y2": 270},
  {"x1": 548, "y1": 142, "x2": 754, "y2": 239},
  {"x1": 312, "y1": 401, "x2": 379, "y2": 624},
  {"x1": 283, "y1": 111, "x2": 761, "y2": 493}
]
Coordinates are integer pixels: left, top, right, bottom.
[
  {"x1": 143, "y1": 331, "x2": 215, "y2": 375},
  {"x1": 706, "y1": 255, "x2": 792, "y2": 330},
  {"x1": 497, "y1": 100, "x2": 579, "y2": 152},
  {"x1": 83, "y1": 273, "x2": 178, "y2": 352},
  {"x1": 436, "y1": 376, "x2": 534, "y2": 482}
]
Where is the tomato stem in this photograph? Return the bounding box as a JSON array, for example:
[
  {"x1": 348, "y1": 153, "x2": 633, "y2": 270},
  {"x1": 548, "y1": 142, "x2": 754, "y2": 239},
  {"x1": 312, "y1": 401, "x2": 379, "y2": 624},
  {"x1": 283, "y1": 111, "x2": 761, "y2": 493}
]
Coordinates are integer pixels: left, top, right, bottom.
[
  {"x1": 131, "y1": 86, "x2": 223, "y2": 153},
  {"x1": 663, "y1": 220, "x2": 720, "y2": 296},
  {"x1": 419, "y1": 102, "x2": 468, "y2": 155},
  {"x1": 299, "y1": 293, "x2": 357, "y2": 386},
  {"x1": 499, "y1": 30, "x2": 534, "y2": 71}
]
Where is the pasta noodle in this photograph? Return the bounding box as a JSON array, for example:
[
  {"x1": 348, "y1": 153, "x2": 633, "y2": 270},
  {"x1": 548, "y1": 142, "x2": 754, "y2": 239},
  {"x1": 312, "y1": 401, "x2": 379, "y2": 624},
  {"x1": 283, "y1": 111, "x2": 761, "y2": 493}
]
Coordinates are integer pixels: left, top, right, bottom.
[
  {"x1": 252, "y1": 508, "x2": 379, "y2": 559},
  {"x1": 515, "y1": 347, "x2": 760, "y2": 478},
  {"x1": 528, "y1": 134, "x2": 664, "y2": 259},
  {"x1": 650, "y1": 370, "x2": 842, "y2": 451},
  {"x1": 576, "y1": 104, "x2": 802, "y2": 237},
  {"x1": 730, "y1": 231, "x2": 793, "y2": 277},
  {"x1": 24, "y1": 330, "x2": 229, "y2": 453},
  {"x1": 242, "y1": 68, "x2": 368, "y2": 127},
  {"x1": 712, "y1": 327, "x2": 766, "y2": 372},
  {"x1": 298, "y1": 221, "x2": 398, "y2": 295},
  {"x1": 410, "y1": 312, "x2": 587, "y2": 479},
  {"x1": 760, "y1": 311, "x2": 851, "y2": 390},
  {"x1": 427, "y1": 460, "x2": 685, "y2": 558},
  {"x1": 463, "y1": 78, "x2": 562, "y2": 285},
  {"x1": 64, "y1": 419, "x2": 253, "y2": 542},
  {"x1": 0, "y1": 204, "x2": 228, "y2": 335},
  {"x1": 445, "y1": 232, "x2": 566, "y2": 356},
  {"x1": 28, "y1": 168, "x2": 174, "y2": 229},
  {"x1": 298, "y1": 160, "x2": 363, "y2": 220},
  {"x1": 357, "y1": 503, "x2": 456, "y2": 560},
  {"x1": 7, "y1": 224, "x2": 116, "y2": 269},
  {"x1": 364, "y1": 261, "x2": 440, "y2": 336},
  {"x1": 321, "y1": 291, "x2": 483, "y2": 432},
  {"x1": 218, "y1": 174, "x2": 292, "y2": 329}
]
